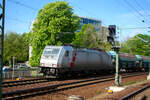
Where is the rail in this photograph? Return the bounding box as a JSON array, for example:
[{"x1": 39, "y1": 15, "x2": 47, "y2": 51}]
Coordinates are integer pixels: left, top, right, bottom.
[
  {"x1": 2, "y1": 78, "x2": 52, "y2": 87},
  {"x1": 120, "y1": 84, "x2": 150, "y2": 100},
  {"x1": 2, "y1": 72, "x2": 147, "y2": 100}
]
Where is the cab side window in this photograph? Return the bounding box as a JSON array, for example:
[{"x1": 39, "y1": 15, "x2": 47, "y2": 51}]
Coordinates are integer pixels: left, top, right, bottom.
[{"x1": 65, "y1": 51, "x2": 69, "y2": 57}]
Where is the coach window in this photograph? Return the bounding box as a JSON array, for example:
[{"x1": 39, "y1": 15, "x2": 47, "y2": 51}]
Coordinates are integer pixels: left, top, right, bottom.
[{"x1": 65, "y1": 51, "x2": 69, "y2": 57}]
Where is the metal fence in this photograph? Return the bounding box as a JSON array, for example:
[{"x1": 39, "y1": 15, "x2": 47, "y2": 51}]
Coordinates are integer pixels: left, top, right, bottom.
[{"x1": 3, "y1": 68, "x2": 42, "y2": 79}]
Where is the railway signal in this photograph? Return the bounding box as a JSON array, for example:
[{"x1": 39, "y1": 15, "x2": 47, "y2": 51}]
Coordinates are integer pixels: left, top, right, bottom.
[
  {"x1": 108, "y1": 25, "x2": 116, "y2": 36},
  {"x1": 0, "y1": 0, "x2": 5, "y2": 99},
  {"x1": 107, "y1": 25, "x2": 116, "y2": 46},
  {"x1": 108, "y1": 25, "x2": 121, "y2": 86}
]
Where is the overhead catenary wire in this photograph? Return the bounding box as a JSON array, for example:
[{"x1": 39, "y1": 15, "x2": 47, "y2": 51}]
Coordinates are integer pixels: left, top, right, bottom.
[
  {"x1": 8, "y1": 0, "x2": 108, "y2": 30},
  {"x1": 6, "y1": 0, "x2": 37, "y2": 29},
  {"x1": 117, "y1": 0, "x2": 144, "y2": 24},
  {"x1": 7, "y1": 17, "x2": 30, "y2": 24},
  {"x1": 118, "y1": 0, "x2": 150, "y2": 42},
  {"x1": 123, "y1": 0, "x2": 144, "y2": 17},
  {"x1": 134, "y1": 0, "x2": 150, "y2": 16},
  {"x1": 118, "y1": 0, "x2": 150, "y2": 41},
  {"x1": 123, "y1": 0, "x2": 150, "y2": 23},
  {"x1": 7, "y1": 0, "x2": 38, "y2": 11},
  {"x1": 6, "y1": 0, "x2": 149, "y2": 37},
  {"x1": 134, "y1": 0, "x2": 146, "y2": 15}
]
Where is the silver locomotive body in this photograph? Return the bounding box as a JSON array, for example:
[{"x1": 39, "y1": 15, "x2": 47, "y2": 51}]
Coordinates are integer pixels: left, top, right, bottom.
[{"x1": 40, "y1": 46, "x2": 113, "y2": 77}]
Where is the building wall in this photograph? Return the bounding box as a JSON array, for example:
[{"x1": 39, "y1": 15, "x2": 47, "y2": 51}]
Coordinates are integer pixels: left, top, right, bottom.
[
  {"x1": 78, "y1": 16, "x2": 103, "y2": 41},
  {"x1": 99, "y1": 26, "x2": 109, "y2": 42},
  {"x1": 78, "y1": 16, "x2": 101, "y2": 32}
]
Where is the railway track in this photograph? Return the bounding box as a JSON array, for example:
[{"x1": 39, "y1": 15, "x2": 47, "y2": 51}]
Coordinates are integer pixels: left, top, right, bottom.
[
  {"x1": 2, "y1": 74, "x2": 113, "y2": 87},
  {"x1": 2, "y1": 78, "x2": 53, "y2": 87},
  {"x1": 120, "y1": 83, "x2": 150, "y2": 100},
  {"x1": 2, "y1": 72, "x2": 147, "y2": 100}
]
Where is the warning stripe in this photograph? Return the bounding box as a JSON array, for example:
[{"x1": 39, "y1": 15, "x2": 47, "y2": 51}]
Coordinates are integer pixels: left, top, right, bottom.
[{"x1": 70, "y1": 52, "x2": 77, "y2": 67}]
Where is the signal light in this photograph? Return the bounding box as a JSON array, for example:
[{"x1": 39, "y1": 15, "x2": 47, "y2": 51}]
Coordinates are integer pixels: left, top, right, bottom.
[
  {"x1": 52, "y1": 64, "x2": 57, "y2": 67},
  {"x1": 107, "y1": 36, "x2": 115, "y2": 46},
  {"x1": 108, "y1": 25, "x2": 116, "y2": 37},
  {"x1": 107, "y1": 25, "x2": 116, "y2": 46}
]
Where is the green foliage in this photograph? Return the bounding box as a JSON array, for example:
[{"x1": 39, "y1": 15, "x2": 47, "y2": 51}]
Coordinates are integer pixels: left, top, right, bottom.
[
  {"x1": 72, "y1": 24, "x2": 99, "y2": 48},
  {"x1": 102, "y1": 41, "x2": 112, "y2": 51},
  {"x1": 123, "y1": 80, "x2": 136, "y2": 86},
  {"x1": 28, "y1": 1, "x2": 80, "y2": 66},
  {"x1": 95, "y1": 89, "x2": 101, "y2": 94},
  {"x1": 120, "y1": 34, "x2": 150, "y2": 56},
  {"x1": 3, "y1": 32, "x2": 29, "y2": 65},
  {"x1": 72, "y1": 24, "x2": 112, "y2": 51}
]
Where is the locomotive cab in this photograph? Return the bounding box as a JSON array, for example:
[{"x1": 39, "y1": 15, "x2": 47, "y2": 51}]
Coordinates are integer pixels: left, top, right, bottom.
[{"x1": 40, "y1": 46, "x2": 73, "y2": 76}]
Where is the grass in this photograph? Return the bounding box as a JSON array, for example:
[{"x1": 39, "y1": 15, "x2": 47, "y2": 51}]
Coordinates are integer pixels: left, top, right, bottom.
[
  {"x1": 31, "y1": 70, "x2": 43, "y2": 77},
  {"x1": 137, "y1": 79, "x2": 146, "y2": 82},
  {"x1": 95, "y1": 89, "x2": 101, "y2": 94},
  {"x1": 122, "y1": 78, "x2": 149, "y2": 86},
  {"x1": 123, "y1": 80, "x2": 136, "y2": 86}
]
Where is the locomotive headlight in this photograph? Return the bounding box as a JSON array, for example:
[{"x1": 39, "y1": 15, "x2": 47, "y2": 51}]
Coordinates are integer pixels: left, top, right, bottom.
[
  {"x1": 52, "y1": 64, "x2": 57, "y2": 67},
  {"x1": 40, "y1": 63, "x2": 44, "y2": 66}
]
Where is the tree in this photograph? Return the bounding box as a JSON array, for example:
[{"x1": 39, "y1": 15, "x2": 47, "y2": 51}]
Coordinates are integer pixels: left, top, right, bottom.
[
  {"x1": 72, "y1": 24, "x2": 112, "y2": 51},
  {"x1": 72, "y1": 24, "x2": 99, "y2": 48},
  {"x1": 3, "y1": 32, "x2": 29, "y2": 65},
  {"x1": 120, "y1": 34, "x2": 150, "y2": 56},
  {"x1": 102, "y1": 41, "x2": 112, "y2": 51},
  {"x1": 28, "y1": 1, "x2": 80, "y2": 66}
]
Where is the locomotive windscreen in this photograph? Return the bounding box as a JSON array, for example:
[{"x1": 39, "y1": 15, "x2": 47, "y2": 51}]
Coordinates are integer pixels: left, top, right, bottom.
[{"x1": 42, "y1": 48, "x2": 60, "y2": 60}]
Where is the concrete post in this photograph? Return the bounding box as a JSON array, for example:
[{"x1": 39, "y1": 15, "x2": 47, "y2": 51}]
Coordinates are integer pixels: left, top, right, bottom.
[
  {"x1": 147, "y1": 64, "x2": 150, "y2": 80},
  {"x1": 112, "y1": 46, "x2": 120, "y2": 86},
  {"x1": 12, "y1": 56, "x2": 15, "y2": 79}
]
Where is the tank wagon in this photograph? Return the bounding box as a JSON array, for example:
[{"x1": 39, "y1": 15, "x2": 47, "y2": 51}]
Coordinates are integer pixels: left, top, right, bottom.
[
  {"x1": 142, "y1": 56, "x2": 150, "y2": 70},
  {"x1": 108, "y1": 51, "x2": 150, "y2": 71},
  {"x1": 40, "y1": 46, "x2": 113, "y2": 77}
]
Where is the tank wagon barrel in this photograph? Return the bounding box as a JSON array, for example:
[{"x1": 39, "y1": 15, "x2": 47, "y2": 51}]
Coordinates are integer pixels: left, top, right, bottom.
[
  {"x1": 108, "y1": 51, "x2": 150, "y2": 72},
  {"x1": 142, "y1": 56, "x2": 150, "y2": 70}
]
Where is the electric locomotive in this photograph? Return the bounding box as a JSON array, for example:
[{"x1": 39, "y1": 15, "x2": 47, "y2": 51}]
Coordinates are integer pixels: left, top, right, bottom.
[{"x1": 40, "y1": 45, "x2": 113, "y2": 77}]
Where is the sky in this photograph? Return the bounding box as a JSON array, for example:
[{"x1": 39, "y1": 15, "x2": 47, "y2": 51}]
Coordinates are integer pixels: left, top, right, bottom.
[{"x1": 2, "y1": 0, "x2": 150, "y2": 41}]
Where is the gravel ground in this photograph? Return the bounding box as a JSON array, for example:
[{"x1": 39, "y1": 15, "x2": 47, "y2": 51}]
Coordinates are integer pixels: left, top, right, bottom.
[
  {"x1": 128, "y1": 86, "x2": 150, "y2": 100},
  {"x1": 2, "y1": 79, "x2": 81, "y2": 92},
  {"x1": 3, "y1": 77, "x2": 37, "y2": 82},
  {"x1": 2, "y1": 75, "x2": 111, "y2": 92},
  {"x1": 21, "y1": 74, "x2": 148, "y2": 100}
]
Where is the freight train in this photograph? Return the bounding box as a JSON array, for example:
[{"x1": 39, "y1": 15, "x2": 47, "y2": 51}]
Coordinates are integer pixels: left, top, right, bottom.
[
  {"x1": 108, "y1": 51, "x2": 150, "y2": 71},
  {"x1": 39, "y1": 45, "x2": 150, "y2": 77}
]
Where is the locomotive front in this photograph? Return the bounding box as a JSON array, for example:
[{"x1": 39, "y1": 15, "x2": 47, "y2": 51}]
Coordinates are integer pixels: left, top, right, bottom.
[
  {"x1": 40, "y1": 46, "x2": 73, "y2": 76},
  {"x1": 40, "y1": 46, "x2": 63, "y2": 76}
]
